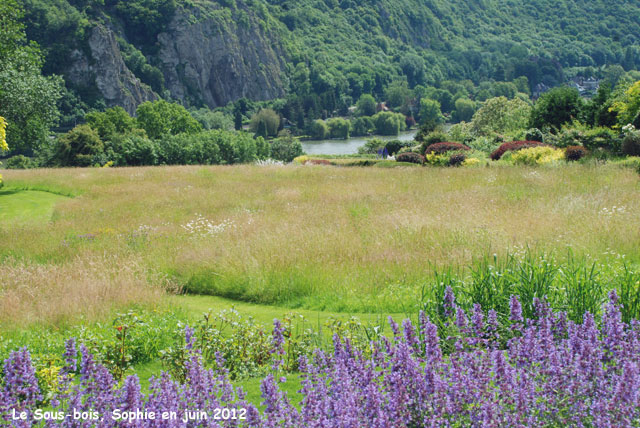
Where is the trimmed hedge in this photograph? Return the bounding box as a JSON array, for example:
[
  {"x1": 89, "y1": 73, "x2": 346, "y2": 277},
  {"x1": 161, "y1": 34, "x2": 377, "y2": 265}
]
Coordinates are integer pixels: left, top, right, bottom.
[
  {"x1": 565, "y1": 145, "x2": 588, "y2": 161},
  {"x1": 490, "y1": 140, "x2": 547, "y2": 160},
  {"x1": 396, "y1": 152, "x2": 425, "y2": 164},
  {"x1": 424, "y1": 142, "x2": 471, "y2": 154},
  {"x1": 449, "y1": 153, "x2": 467, "y2": 166}
]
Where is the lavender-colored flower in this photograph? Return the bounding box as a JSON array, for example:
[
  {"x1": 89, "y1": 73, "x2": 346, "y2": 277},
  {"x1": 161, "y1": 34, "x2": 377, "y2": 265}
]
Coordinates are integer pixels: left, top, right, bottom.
[
  {"x1": 443, "y1": 286, "x2": 456, "y2": 319},
  {"x1": 510, "y1": 295, "x2": 524, "y2": 331},
  {"x1": 62, "y1": 338, "x2": 77, "y2": 374},
  {"x1": 2, "y1": 297, "x2": 639, "y2": 427},
  {"x1": 2, "y1": 348, "x2": 42, "y2": 411}
]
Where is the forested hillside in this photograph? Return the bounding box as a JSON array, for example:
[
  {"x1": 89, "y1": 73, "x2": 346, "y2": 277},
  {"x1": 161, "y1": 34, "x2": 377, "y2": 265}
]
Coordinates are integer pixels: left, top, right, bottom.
[{"x1": 19, "y1": 0, "x2": 640, "y2": 117}]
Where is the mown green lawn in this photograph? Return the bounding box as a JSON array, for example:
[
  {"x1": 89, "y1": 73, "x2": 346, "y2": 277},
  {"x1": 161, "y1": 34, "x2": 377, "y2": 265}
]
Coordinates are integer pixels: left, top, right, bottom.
[{"x1": 0, "y1": 188, "x2": 69, "y2": 223}]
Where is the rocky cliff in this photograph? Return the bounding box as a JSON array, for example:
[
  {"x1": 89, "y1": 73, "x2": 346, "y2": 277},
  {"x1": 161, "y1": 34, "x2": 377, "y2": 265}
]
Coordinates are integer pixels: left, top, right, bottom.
[
  {"x1": 63, "y1": 4, "x2": 288, "y2": 114},
  {"x1": 66, "y1": 25, "x2": 158, "y2": 115},
  {"x1": 157, "y1": 6, "x2": 288, "y2": 108}
]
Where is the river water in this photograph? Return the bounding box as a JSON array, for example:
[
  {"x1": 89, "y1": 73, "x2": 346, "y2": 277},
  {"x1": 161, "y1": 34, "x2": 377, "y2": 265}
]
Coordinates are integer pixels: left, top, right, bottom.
[{"x1": 301, "y1": 130, "x2": 418, "y2": 155}]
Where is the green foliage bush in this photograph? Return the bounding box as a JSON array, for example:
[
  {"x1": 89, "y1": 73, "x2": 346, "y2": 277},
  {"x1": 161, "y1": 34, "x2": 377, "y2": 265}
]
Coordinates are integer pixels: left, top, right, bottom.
[
  {"x1": 52, "y1": 125, "x2": 104, "y2": 167},
  {"x1": 557, "y1": 125, "x2": 621, "y2": 152},
  {"x1": 5, "y1": 155, "x2": 38, "y2": 169},
  {"x1": 358, "y1": 138, "x2": 386, "y2": 154},
  {"x1": 621, "y1": 130, "x2": 640, "y2": 156},
  {"x1": 108, "y1": 134, "x2": 159, "y2": 166},
  {"x1": 157, "y1": 130, "x2": 262, "y2": 165},
  {"x1": 384, "y1": 140, "x2": 411, "y2": 156},
  {"x1": 270, "y1": 135, "x2": 304, "y2": 162}
]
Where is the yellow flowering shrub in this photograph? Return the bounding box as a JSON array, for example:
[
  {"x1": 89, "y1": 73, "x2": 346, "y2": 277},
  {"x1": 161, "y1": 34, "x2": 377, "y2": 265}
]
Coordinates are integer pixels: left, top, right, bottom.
[
  {"x1": 0, "y1": 116, "x2": 7, "y2": 152},
  {"x1": 424, "y1": 152, "x2": 449, "y2": 166},
  {"x1": 293, "y1": 155, "x2": 309, "y2": 164},
  {"x1": 462, "y1": 157, "x2": 481, "y2": 167},
  {"x1": 0, "y1": 116, "x2": 6, "y2": 188},
  {"x1": 511, "y1": 146, "x2": 565, "y2": 166}
]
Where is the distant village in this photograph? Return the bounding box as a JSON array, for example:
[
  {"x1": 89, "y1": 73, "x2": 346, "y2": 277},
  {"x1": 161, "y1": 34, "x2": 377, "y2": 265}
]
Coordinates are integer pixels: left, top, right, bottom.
[{"x1": 533, "y1": 76, "x2": 600, "y2": 99}]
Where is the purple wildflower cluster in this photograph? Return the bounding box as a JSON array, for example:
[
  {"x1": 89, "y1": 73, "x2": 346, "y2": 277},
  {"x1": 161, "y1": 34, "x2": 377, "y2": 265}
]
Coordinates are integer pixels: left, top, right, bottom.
[{"x1": 1, "y1": 291, "x2": 639, "y2": 427}]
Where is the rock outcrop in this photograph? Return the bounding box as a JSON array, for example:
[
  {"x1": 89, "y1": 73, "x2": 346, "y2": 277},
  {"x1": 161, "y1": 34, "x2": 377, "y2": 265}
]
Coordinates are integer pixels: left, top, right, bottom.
[
  {"x1": 157, "y1": 5, "x2": 288, "y2": 108},
  {"x1": 66, "y1": 25, "x2": 158, "y2": 114}
]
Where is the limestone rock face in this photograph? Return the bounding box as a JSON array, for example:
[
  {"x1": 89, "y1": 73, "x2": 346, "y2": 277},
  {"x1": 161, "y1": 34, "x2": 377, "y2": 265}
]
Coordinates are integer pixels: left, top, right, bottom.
[
  {"x1": 66, "y1": 25, "x2": 157, "y2": 114},
  {"x1": 157, "y1": 7, "x2": 288, "y2": 108}
]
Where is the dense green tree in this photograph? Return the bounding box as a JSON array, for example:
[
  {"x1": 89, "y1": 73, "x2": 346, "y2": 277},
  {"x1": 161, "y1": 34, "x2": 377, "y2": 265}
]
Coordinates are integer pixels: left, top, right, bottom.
[
  {"x1": 400, "y1": 53, "x2": 426, "y2": 88},
  {"x1": 418, "y1": 98, "x2": 444, "y2": 132},
  {"x1": 327, "y1": 118, "x2": 350, "y2": 139},
  {"x1": 583, "y1": 84, "x2": 618, "y2": 128},
  {"x1": 471, "y1": 96, "x2": 532, "y2": 136},
  {"x1": 234, "y1": 110, "x2": 243, "y2": 131},
  {"x1": 136, "y1": 100, "x2": 202, "y2": 140},
  {"x1": 310, "y1": 119, "x2": 329, "y2": 139},
  {"x1": 452, "y1": 98, "x2": 476, "y2": 123},
  {"x1": 0, "y1": 0, "x2": 26, "y2": 61},
  {"x1": 372, "y1": 112, "x2": 405, "y2": 136},
  {"x1": 610, "y1": 80, "x2": 640, "y2": 128},
  {"x1": 52, "y1": 124, "x2": 104, "y2": 166},
  {"x1": 250, "y1": 109, "x2": 280, "y2": 138},
  {"x1": 530, "y1": 87, "x2": 583, "y2": 131},
  {"x1": 351, "y1": 116, "x2": 373, "y2": 136},
  {"x1": 191, "y1": 109, "x2": 234, "y2": 131},
  {"x1": 385, "y1": 81, "x2": 412, "y2": 109},
  {"x1": 86, "y1": 106, "x2": 137, "y2": 141},
  {"x1": 0, "y1": 0, "x2": 62, "y2": 156},
  {"x1": 356, "y1": 94, "x2": 377, "y2": 117},
  {"x1": 113, "y1": 0, "x2": 176, "y2": 46}
]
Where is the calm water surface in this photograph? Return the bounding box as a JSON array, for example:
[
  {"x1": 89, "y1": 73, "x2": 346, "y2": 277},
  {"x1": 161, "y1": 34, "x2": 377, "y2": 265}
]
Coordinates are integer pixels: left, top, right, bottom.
[{"x1": 301, "y1": 130, "x2": 418, "y2": 155}]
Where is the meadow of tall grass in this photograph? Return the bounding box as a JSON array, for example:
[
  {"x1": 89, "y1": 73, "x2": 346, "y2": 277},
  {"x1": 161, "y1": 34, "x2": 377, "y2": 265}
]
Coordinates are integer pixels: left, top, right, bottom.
[{"x1": 1, "y1": 164, "x2": 639, "y2": 324}]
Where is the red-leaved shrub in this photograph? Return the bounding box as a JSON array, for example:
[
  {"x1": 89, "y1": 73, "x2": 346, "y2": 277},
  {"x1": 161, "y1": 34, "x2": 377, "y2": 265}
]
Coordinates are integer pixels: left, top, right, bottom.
[
  {"x1": 490, "y1": 141, "x2": 548, "y2": 160},
  {"x1": 308, "y1": 159, "x2": 332, "y2": 165},
  {"x1": 396, "y1": 152, "x2": 425, "y2": 164},
  {"x1": 424, "y1": 142, "x2": 471, "y2": 154},
  {"x1": 565, "y1": 145, "x2": 588, "y2": 161},
  {"x1": 449, "y1": 153, "x2": 466, "y2": 166}
]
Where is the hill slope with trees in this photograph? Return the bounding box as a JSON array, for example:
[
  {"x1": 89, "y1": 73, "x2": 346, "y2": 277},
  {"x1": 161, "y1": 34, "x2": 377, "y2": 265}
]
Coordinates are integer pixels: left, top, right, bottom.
[{"x1": 16, "y1": 0, "x2": 640, "y2": 120}]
